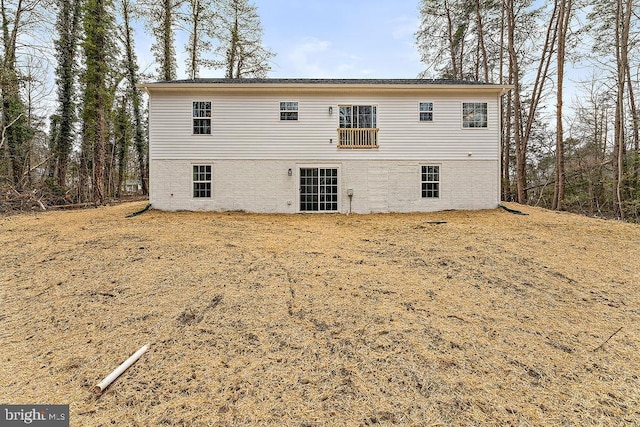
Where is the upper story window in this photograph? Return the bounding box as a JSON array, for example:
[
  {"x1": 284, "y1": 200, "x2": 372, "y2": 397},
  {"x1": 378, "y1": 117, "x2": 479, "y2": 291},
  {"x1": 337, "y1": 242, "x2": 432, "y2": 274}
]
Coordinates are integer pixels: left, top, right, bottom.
[
  {"x1": 339, "y1": 105, "x2": 377, "y2": 128},
  {"x1": 462, "y1": 102, "x2": 487, "y2": 128},
  {"x1": 280, "y1": 102, "x2": 298, "y2": 120},
  {"x1": 419, "y1": 102, "x2": 433, "y2": 122},
  {"x1": 338, "y1": 105, "x2": 378, "y2": 148},
  {"x1": 193, "y1": 101, "x2": 211, "y2": 134}
]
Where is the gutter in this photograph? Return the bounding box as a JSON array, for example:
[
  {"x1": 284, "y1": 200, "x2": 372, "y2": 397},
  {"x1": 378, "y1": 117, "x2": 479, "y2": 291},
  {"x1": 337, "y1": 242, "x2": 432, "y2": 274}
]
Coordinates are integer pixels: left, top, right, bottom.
[{"x1": 137, "y1": 82, "x2": 514, "y2": 95}]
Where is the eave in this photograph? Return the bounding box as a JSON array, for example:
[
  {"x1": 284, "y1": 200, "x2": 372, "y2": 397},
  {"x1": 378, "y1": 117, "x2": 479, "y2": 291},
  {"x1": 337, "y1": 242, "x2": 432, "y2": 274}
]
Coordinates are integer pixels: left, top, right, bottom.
[{"x1": 137, "y1": 79, "x2": 513, "y2": 96}]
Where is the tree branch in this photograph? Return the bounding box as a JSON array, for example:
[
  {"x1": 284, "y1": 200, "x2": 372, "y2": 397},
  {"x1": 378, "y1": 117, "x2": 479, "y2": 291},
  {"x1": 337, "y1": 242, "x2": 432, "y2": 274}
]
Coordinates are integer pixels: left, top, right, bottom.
[
  {"x1": 0, "y1": 112, "x2": 25, "y2": 151},
  {"x1": 592, "y1": 327, "x2": 622, "y2": 352}
]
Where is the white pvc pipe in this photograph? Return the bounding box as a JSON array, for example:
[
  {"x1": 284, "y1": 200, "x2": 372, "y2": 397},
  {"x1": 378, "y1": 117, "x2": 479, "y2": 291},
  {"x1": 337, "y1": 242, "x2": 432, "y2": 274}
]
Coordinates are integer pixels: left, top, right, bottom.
[{"x1": 93, "y1": 344, "x2": 149, "y2": 393}]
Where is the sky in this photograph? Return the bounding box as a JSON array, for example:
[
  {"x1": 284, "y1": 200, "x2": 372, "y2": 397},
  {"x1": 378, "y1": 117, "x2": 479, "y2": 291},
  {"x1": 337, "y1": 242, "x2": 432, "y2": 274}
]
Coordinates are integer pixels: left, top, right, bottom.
[
  {"x1": 149, "y1": 0, "x2": 425, "y2": 80},
  {"x1": 255, "y1": 0, "x2": 423, "y2": 78}
]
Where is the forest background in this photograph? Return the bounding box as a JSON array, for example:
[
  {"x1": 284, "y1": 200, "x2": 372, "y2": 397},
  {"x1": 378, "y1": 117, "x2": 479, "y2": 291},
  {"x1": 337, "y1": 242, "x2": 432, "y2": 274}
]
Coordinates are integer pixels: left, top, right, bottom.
[{"x1": 0, "y1": 0, "x2": 638, "y2": 220}]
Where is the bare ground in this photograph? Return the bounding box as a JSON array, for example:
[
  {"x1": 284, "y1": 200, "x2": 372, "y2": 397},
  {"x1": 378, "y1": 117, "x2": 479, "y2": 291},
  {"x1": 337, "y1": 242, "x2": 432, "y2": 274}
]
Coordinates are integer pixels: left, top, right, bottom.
[{"x1": 1, "y1": 202, "x2": 639, "y2": 426}]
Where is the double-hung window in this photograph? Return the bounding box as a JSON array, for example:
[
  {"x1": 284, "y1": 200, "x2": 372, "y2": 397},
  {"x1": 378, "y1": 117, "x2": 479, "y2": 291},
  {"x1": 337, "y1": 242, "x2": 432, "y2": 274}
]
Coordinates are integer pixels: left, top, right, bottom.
[
  {"x1": 421, "y1": 166, "x2": 440, "y2": 198},
  {"x1": 193, "y1": 165, "x2": 212, "y2": 198},
  {"x1": 419, "y1": 102, "x2": 433, "y2": 122},
  {"x1": 462, "y1": 102, "x2": 487, "y2": 128},
  {"x1": 280, "y1": 102, "x2": 298, "y2": 120},
  {"x1": 193, "y1": 101, "x2": 212, "y2": 134}
]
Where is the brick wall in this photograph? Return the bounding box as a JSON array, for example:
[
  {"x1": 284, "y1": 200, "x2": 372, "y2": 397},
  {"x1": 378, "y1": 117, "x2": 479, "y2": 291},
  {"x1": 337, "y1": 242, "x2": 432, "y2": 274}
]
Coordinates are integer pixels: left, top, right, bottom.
[{"x1": 150, "y1": 159, "x2": 499, "y2": 213}]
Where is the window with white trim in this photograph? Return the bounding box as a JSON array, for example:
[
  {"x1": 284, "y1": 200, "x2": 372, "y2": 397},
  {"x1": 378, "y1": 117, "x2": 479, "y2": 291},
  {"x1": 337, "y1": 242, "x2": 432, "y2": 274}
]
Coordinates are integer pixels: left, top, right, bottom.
[
  {"x1": 193, "y1": 165, "x2": 212, "y2": 198},
  {"x1": 419, "y1": 102, "x2": 433, "y2": 122},
  {"x1": 193, "y1": 101, "x2": 211, "y2": 134},
  {"x1": 338, "y1": 105, "x2": 378, "y2": 148},
  {"x1": 280, "y1": 101, "x2": 298, "y2": 120},
  {"x1": 462, "y1": 102, "x2": 487, "y2": 128},
  {"x1": 421, "y1": 165, "x2": 439, "y2": 198},
  {"x1": 339, "y1": 105, "x2": 377, "y2": 128}
]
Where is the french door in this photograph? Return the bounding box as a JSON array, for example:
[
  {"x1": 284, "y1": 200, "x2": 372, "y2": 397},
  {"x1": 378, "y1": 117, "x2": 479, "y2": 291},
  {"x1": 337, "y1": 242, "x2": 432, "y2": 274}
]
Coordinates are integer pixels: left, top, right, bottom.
[{"x1": 299, "y1": 168, "x2": 338, "y2": 212}]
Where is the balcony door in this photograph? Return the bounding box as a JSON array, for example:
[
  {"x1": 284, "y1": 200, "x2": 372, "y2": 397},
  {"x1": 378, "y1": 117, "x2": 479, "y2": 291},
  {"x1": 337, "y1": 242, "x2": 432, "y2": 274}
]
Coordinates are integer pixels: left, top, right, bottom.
[
  {"x1": 338, "y1": 105, "x2": 378, "y2": 148},
  {"x1": 299, "y1": 168, "x2": 338, "y2": 212},
  {"x1": 339, "y1": 105, "x2": 376, "y2": 128}
]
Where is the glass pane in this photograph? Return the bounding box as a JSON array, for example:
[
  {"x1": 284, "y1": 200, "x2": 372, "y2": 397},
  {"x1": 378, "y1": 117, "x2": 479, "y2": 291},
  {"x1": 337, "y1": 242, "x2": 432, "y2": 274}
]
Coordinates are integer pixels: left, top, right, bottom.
[
  {"x1": 463, "y1": 103, "x2": 487, "y2": 128},
  {"x1": 357, "y1": 106, "x2": 371, "y2": 128},
  {"x1": 339, "y1": 106, "x2": 352, "y2": 128}
]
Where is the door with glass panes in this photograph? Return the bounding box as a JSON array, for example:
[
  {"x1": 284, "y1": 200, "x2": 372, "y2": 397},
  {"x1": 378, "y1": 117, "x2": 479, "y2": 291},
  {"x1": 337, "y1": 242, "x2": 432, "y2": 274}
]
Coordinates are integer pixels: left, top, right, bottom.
[{"x1": 299, "y1": 168, "x2": 338, "y2": 212}]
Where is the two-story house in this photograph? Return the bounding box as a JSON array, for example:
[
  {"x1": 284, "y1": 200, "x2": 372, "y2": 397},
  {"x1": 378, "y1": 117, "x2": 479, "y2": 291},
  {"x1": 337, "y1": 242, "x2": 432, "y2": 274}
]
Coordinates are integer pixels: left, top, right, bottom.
[{"x1": 140, "y1": 79, "x2": 511, "y2": 213}]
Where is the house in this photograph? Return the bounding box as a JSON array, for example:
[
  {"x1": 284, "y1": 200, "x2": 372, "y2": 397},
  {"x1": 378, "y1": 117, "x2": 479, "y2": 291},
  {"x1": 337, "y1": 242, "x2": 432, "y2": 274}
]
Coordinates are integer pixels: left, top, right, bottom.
[
  {"x1": 123, "y1": 179, "x2": 142, "y2": 194},
  {"x1": 140, "y1": 78, "x2": 511, "y2": 213}
]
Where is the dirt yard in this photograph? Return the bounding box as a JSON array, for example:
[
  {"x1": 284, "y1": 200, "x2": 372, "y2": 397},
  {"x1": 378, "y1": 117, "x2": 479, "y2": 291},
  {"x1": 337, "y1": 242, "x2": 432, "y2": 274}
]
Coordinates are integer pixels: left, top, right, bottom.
[{"x1": 1, "y1": 202, "x2": 639, "y2": 426}]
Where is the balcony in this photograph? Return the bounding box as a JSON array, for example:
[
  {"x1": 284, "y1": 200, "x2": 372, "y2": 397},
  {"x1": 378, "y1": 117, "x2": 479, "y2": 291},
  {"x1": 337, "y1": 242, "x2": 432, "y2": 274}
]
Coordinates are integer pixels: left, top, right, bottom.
[{"x1": 337, "y1": 128, "x2": 379, "y2": 149}]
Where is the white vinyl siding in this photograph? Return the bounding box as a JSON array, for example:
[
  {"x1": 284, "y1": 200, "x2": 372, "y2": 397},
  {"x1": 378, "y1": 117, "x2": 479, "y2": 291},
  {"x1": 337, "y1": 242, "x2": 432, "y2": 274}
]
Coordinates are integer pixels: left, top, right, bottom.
[{"x1": 149, "y1": 92, "x2": 500, "y2": 161}]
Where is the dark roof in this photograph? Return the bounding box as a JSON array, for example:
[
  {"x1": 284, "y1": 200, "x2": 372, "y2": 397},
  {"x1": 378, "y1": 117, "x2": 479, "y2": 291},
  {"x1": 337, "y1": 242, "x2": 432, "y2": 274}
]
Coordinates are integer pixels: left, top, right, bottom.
[{"x1": 150, "y1": 78, "x2": 497, "y2": 86}]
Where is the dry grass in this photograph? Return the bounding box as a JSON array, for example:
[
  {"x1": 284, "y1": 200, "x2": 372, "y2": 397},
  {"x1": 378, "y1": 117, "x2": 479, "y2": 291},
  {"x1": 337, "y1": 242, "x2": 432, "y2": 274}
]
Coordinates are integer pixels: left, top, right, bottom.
[{"x1": 1, "y1": 202, "x2": 639, "y2": 426}]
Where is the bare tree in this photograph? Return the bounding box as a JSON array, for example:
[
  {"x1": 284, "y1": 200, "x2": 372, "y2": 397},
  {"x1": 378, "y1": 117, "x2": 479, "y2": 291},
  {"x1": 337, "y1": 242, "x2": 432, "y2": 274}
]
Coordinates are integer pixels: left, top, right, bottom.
[
  {"x1": 504, "y1": 0, "x2": 558, "y2": 203},
  {"x1": 183, "y1": 0, "x2": 216, "y2": 79},
  {"x1": 120, "y1": 0, "x2": 148, "y2": 194},
  {"x1": 552, "y1": 0, "x2": 574, "y2": 211},
  {"x1": 612, "y1": 0, "x2": 632, "y2": 218},
  {"x1": 141, "y1": 0, "x2": 183, "y2": 80},
  {"x1": 1, "y1": 0, "x2": 46, "y2": 190},
  {"x1": 213, "y1": 0, "x2": 274, "y2": 79},
  {"x1": 416, "y1": 0, "x2": 502, "y2": 81}
]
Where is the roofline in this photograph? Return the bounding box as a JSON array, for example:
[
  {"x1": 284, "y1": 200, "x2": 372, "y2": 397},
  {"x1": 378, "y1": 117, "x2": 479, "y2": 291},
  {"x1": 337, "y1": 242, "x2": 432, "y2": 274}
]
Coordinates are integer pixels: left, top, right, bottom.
[{"x1": 137, "y1": 79, "x2": 513, "y2": 95}]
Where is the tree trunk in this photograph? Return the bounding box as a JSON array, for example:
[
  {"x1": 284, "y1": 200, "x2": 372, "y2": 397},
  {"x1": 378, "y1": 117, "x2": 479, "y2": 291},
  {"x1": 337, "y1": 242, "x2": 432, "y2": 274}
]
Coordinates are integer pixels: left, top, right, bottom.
[
  {"x1": 188, "y1": 0, "x2": 200, "y2": 79},
  {"x1": 123, "y1": 0, "x2": 148, "y2": 194},
  {"x1": 626, "y1": 60, "x2": 639, "y2": 196},
  {"x1": 444, "y1": 0, "x2": 459, "y2": 79},
  {"x1": 162, "y1": 0, "x2": 175, "y2": 81},
  {"x1": 505, "y1": 0, "x2": 526, "y2": 203},
  {"x1": 552, "y1": 0, "x2": 572, "y2": 211},
  {"x1": 226, "y1": 12, "x2": 239, "y2": 78},
  {"x1": 502, "y1": 92, "x2": 512, "y2": 201},
  {"x1": 474, "y1": 0, "x2": 489, "y2": 82},
  {"x1": 53, "y1": 0, "x2": 82, "y2": 188},
  {"x1": 116, "y1": 97, "x2": 127, "y2": 198},
  {"x1": 1, "y1": 0, "x2": 29, "y2": 191},
  {"x1": 613, "y1": 0, "x2": 631, "y2": 219},
  {"x1": 81, "y1": 0, "x2": 112, "y2": 204}
]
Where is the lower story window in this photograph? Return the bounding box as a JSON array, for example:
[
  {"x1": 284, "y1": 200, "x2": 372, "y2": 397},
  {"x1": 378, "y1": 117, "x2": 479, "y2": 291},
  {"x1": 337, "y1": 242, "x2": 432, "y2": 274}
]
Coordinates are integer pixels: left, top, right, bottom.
[
  {"x1": 421, "y1": 165, "x2": 439, "y2": 198},
  {"x1": 193, "y1": 165, "x2": 212, "y2": 198}
]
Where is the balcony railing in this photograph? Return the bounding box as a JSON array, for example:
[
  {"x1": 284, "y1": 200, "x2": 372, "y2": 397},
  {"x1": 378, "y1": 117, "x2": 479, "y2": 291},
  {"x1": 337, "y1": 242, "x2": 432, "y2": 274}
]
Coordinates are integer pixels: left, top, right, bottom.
[{"x1": 337, "y1": 128, "x2": 379, "y2": 148}]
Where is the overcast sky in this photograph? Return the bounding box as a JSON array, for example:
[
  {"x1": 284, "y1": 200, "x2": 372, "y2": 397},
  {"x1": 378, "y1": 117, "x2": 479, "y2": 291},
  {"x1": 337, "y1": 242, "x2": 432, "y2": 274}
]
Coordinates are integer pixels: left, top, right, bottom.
[
  {"x1": 151, "y1": 0, "x2": 425, "y2": 80},
  {"x1": 255, "y1": 0, "x2": 423, "y2": 78}
]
